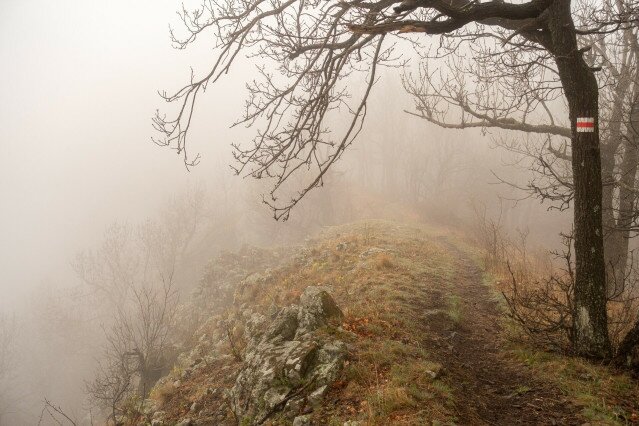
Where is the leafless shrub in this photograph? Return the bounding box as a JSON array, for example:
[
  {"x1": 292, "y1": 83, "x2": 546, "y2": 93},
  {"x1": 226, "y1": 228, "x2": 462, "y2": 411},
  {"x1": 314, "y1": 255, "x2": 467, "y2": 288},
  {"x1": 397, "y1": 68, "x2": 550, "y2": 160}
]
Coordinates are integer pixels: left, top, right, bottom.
[
  {"x1": 87, "y1": 280, "x2": 178, "y2": 420},
  {"x1": 224, "y1": 318, "x2": 246, "y2": 362},
  {"x1": 502, "y1": 233, "x2": 576, "y2": 353},
  {"x1": 87, "y1": 353, "x2": 134, "y2": 423},
  {"x1": 75, "y1": 190, "x2": 203, "y2": 420},
  {"x1": 469, "y1": 200, "x2": 508, "y2": 270},
  {"x1": 606, "y1": 251, "x2": 639, "y2": 351},
  {"x1": 503, "y1": 233, "x2": 639, "y2": 359},
  {"x1": 37, "y1": 398, "x2": 78, "y2": 426}
]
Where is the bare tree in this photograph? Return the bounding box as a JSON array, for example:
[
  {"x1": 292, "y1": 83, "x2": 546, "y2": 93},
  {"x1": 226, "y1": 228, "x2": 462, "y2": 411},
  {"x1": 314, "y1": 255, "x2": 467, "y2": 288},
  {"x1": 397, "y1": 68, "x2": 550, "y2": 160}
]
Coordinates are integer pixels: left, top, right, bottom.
[
  {"x1": 399, "y1": 0, "x2": 639, "y2": 357},
  {"x1": 37, "y1": 398, "x2": 78, "y2": 426},
  {"x1": 87, "y1": 281, "x2": 178, "y2": 421},
  {"x1": 402, "y1": 0, "x2": 639, "y2": 299},
  {"x1": 74, "y1": 187, "x2": 205, "y2": 304},
  {"x1": 75, "y1": 190, "x2": 204, "y2": 418},
  {"x1": 154, "y1": 0, "x2": 638, "y2": 358}
]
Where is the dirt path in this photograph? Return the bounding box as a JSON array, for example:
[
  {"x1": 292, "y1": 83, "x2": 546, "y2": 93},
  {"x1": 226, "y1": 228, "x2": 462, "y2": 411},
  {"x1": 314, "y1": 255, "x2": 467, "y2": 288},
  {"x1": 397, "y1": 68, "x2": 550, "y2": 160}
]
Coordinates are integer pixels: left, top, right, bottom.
[{"x1": 416, "y1": 236, "x2": 583, "y2": 425}]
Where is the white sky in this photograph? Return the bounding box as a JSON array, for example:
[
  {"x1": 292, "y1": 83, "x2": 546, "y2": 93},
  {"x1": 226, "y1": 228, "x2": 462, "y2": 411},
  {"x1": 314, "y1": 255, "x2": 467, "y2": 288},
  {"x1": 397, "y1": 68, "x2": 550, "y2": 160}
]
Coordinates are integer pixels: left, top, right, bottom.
[{"x1": 0, "y1": 0, "x2": 248, "y2": 309}]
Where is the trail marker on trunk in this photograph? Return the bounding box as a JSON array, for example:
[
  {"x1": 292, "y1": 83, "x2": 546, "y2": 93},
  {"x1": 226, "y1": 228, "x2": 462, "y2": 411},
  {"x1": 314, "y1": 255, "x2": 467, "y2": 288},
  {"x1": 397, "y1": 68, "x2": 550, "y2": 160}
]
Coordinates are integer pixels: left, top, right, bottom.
[{"x1": 576, "y1": 117, "x2": 595, "y2": 132}]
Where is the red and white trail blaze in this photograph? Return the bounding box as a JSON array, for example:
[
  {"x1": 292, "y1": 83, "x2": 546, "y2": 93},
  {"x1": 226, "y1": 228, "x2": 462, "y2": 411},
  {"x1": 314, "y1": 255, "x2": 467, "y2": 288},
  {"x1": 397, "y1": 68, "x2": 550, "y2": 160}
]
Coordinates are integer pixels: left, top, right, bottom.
[{"x1": 576, "y1": 117, "x2": 595, "y2": 132}]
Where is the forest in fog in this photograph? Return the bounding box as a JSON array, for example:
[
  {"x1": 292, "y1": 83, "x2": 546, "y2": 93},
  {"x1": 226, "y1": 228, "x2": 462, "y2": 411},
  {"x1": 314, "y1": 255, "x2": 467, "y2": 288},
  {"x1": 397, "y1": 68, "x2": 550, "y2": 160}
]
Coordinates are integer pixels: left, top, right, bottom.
[{"x1": 1, "y1": 0, "x2": 638, "y2": 424}]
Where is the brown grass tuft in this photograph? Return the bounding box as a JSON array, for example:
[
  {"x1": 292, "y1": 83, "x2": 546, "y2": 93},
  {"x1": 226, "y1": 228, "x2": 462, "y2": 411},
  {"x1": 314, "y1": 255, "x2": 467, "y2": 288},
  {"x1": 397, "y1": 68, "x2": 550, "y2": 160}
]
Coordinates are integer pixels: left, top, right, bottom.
[{"x1": 374, "y1": 253, "x2": 395, "y2": 270}]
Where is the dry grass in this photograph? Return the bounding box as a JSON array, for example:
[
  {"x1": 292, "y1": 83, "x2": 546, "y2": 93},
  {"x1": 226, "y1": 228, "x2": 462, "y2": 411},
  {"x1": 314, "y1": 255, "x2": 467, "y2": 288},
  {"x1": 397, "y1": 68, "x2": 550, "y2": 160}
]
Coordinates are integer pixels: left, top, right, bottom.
[
  {"x1": 148, "y1": 219, "x2": 639, "y2": 425},
  {"x1": 148, "y1": 379, "x2": 176, "y2": 407},
  {"x1": 512, "y1": 346, "x2": 639, "y2": 424},
  {"x1": 225, "y1": 220, "x2": 459, "y2": 424},
  {"x1": 373, "y1": 252, "x2": 395, "y2": 270},
  {"x1": 456, "y1": 219, "x2": 639, "y2": 424}
]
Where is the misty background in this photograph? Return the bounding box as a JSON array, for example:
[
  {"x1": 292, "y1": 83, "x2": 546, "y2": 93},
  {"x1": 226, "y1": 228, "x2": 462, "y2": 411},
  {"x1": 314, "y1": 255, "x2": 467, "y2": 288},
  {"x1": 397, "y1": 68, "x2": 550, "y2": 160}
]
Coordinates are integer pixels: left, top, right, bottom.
[{"x1": 0, "y1": 0, "x2": 570, "y2": 423}]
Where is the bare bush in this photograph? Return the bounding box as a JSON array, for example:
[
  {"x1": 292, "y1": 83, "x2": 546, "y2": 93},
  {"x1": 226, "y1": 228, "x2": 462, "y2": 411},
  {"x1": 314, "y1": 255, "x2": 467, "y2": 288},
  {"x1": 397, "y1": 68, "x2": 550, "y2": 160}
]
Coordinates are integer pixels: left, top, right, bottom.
[
  {"x1": 471, "y1": 206, "x2": 639, "y2": 363},
  {"x1": 87, "y1": 281, "x2": 178, "y2": 421},
  {"x1": 501, "y1": 231, "x2": 639, "y2": 361},
  {"x1": 469, "y1": 200, "x2": 508, "y2": 270},
  {"x1": 502, "y1": 233, "x2": 576, "y2": 352},
  {"x1": 75, "y1": 190, "x2": 205, "y2": 419},
  {"x1": 37, "y1": 398, "x2": 78, "y2": 426}
]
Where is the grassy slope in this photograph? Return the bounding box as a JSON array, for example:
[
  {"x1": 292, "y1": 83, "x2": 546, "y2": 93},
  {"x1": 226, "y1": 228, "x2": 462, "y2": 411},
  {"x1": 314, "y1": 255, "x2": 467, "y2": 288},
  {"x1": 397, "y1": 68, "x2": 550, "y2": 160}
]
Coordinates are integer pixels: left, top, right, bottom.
[{"x1": 150, "y1": 220, "x2": 638, "y2": 425}]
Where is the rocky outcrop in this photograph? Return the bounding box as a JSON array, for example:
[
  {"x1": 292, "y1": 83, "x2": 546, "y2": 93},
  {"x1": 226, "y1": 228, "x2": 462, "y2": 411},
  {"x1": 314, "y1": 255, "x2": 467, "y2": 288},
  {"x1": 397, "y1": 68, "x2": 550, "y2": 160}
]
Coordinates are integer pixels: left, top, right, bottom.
[{"x1": 230, "y1": 286, "x2": 346, "y2": 425}]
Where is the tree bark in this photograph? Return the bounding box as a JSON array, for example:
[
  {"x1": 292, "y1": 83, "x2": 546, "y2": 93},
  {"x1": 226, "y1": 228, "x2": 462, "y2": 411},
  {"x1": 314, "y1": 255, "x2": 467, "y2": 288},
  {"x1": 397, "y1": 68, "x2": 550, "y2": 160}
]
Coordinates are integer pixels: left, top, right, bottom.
[
  {"x1": 601, "y1": 87, "x2": 626, "y2": 296},
  {"x1": 548, "y1": 0, "x2": 611, "y2": 358},
  {"x1": 601, "y1": 69, "x2": 636, "y2": 297}
]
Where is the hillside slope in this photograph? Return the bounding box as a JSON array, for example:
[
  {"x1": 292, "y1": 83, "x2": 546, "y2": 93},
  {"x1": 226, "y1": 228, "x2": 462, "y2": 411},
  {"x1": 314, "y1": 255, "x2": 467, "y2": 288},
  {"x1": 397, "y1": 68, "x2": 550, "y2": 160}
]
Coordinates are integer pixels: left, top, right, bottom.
[{"x1": 142, "y1": 221, "x2": 638, "y2": 425}]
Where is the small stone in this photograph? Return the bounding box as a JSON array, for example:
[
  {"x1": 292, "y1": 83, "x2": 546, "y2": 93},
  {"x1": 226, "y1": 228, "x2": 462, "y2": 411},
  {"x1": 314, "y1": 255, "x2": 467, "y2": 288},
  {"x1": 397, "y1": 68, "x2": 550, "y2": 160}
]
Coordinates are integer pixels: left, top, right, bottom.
[
  {"x1": 359, "y1": 247, "x2": 387, "y2": 258},
  {"x1": 426, "y1": 369, "x2": 438, "y2": 379},
  {"x1": 307, "y1": 385, "x2": 328, "y2": 407},
  {"x1": 142, "y1": 398, "x2": 158, "y2": 415},
  {"x1": 173, "y1": 380, "x2": 181, "y2": 388},
  {"x1": 190, "y1": 402, "x2": 200, "y2": 412},
  {"x1": 425, "y1": 363, "x2": 443, "y2": 379},
  {"x1": 293, "y1": 414, "x2": 312, "y2": 426}
]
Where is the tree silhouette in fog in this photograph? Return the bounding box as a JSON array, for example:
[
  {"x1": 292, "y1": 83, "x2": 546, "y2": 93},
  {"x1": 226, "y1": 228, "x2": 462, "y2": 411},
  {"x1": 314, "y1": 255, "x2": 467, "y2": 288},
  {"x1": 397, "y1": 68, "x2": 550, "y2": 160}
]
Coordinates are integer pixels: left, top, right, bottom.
[{"x1": 154, "y1": 0, "x2": 638, "y2": 358}]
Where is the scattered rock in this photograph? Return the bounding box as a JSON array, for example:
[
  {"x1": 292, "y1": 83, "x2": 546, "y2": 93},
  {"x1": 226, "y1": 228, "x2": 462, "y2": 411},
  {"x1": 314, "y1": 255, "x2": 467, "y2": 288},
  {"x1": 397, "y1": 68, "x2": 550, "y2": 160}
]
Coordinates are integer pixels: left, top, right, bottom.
[
  {"x1": 307, "y1": 385, "x2": 327, "y2": 407},
  {"x1": 425, "y1": 363, "x2": 443, "y2": 379},
  {"x1": 243, "y1": 272, "x2": 266, "y2": 287},
  {"x1": 181, "y1": 368, "x2": 192, "y2": 380},
  {"x1": 142, "y1": 398, "x2": 158, "y2": 415},
  {"x1": 336, "y1": 242, "x2": 350, "y2": 251},
  {"x1": 359, "y1": 247, "x2": 388, "y2": 258},
  {"x1": 230, "y1": 286, "x2": 346, "y2": 425},
  {"x1": 298, "y1": 287, "x2": 343, "y2": 335},
  {"x1": 293, "y1": 413, "x2": 313, "y2": 426}
]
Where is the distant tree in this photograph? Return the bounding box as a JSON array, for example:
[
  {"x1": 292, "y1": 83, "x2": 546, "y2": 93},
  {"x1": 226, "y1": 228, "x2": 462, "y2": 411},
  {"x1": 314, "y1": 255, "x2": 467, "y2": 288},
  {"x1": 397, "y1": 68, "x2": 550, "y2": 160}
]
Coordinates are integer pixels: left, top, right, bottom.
[
  {"x1": 75, "y1": 189, "x2": 204, "y2": 418},
  {"x1": 155, "y1": 0, "x2": 636, "y2": 358},
  {"x1": 86, "y1": 281, "x2": 177, "y2": 422}
]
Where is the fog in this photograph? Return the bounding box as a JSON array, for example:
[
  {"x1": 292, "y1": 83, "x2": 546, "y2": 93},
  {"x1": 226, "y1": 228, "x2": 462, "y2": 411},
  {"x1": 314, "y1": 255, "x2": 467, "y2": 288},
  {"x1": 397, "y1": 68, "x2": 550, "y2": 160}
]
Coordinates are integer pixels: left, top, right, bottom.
[
  {"x1": 1, "y1": 0, "x2": 230, "y2": 309},
  {"x1": 0, "y1": 0, "x2": 575, "y2": 424}
]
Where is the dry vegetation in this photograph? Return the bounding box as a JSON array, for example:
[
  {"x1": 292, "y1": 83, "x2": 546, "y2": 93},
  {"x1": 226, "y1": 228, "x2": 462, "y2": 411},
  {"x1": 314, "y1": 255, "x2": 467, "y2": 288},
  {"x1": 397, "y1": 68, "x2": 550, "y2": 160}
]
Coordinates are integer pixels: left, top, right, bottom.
[
  {"x1": 142, "y1": 221, "x2": 465, "y2": 424},
  {"x1": 464, "y1": 210, "x2": 639, "y2": 424},
  {"x1": 126, "y1": 219, "x2": 639, "y2": 425}
]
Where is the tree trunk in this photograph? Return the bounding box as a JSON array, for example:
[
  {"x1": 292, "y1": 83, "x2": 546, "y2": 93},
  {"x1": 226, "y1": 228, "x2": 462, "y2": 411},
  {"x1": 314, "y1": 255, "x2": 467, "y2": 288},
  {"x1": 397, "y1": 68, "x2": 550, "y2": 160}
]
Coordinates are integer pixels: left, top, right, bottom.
[
  {"x1": 614, "y1": 100, "x2": 639, "y2": 280},
  {"x1": 601, "y1": 70, "x2": 635, "y2": 297},
  {"x1": 548, "y1": 0, "x2": 611, "y2": 358},
  {"x1": 601, "y1": 89, "x2": 625, "y2": 296}
]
